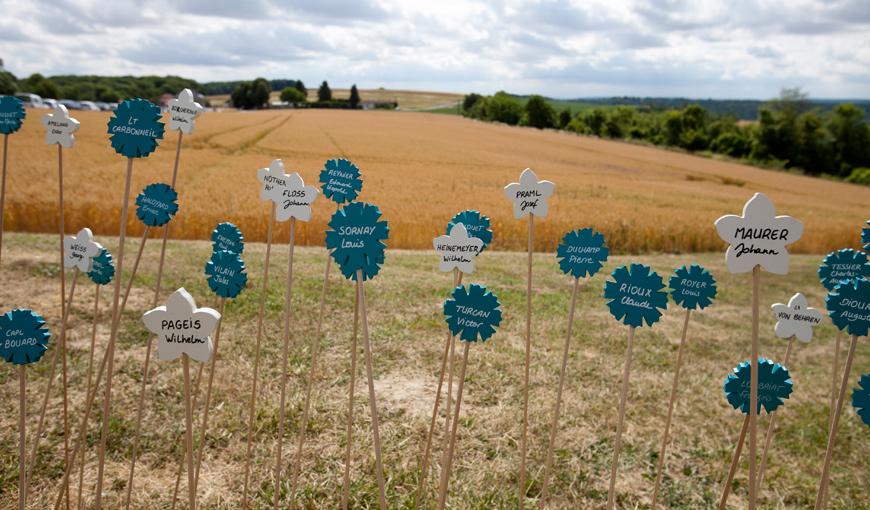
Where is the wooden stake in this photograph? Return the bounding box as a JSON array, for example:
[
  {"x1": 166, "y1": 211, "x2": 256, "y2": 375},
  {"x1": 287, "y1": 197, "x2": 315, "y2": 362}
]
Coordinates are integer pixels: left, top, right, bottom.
[
  {"x1": 26, "y1": 267, "x2": 79, "y2": 497},
  {"x1": 150, "y1": 130, "x2": 183, "y2": 308},
  {"x1": 341, "y1": 287, "x2": 360, "y2": 510},
  {"x1": 436, "y1": 341, "x2": 471, "y2": 510},
  {"x1": 94, "y1": 157, "x2": 135, "y2": 510},
  {"x1": 416, "y1": 270, "x2": 462, "y2": 508},
  {"x1": 748, "y1": 265, "x2": 761, "y2": 510},
  {"x1": 56, "y1": 144, "x2": 70, "y2": 510},
  {"x1": 192, "y1": 297, "x2": 227, "y2": 495},
  {"x1": 538, "y1": 277, "x2": 581, "y2": 508},
  {"x1": 718, "y1": 414, "x2": 750, "y2": 510},
  {"x1": 19, "y1": 366, "x2": 26, "y2": 510},
  {"x1": 814, "y1": 334, "x2": 859, "y2": 510},
  {"x1": 272, "y1": 218, "x2": 297, "y2": 509},
  {"x1": 289, "y1": 249, "x2": 334, "y2": 503},
  {"x1": 829, "y1": 333, "x2": 841, "y2": 432},
  {"x1": 169, "y1": 359, "x2": 206, "y2": 510},
  {"x1": 756, "y1": 336, "x2": 795, "y2": 495},
  {"x1": 606, "y1": 326, "x2": 635, "y2": 510},
  {"x1": 119, "y1": 227, "x2": 150, "y2": 316},
  {"x1": 182, "y1": 354, "x2": 197, "y2": 510},
  {"x1": 519, "y1": 213, "x2": 534, "y2": 509},
  {"x1": 651, "y1": 309, "x2": 693, "y2": 510},
  {"x1": 357, "y1": 269, "x2": 387, "y2": 510},
  {"x1": 1, "y1": 133, "x2": 9, "y2": 267},
  {"x1": 77, "y1": 284, "x2": 101, "y2": 509},
  {"x1": 242, "y1": 204, "x2": 276, "y2": 508}
]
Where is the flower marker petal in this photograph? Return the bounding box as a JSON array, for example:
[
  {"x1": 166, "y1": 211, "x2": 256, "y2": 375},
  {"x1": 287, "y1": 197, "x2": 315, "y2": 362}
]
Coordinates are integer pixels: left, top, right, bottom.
[
  {"x1": 142, "y1": 288, "x2": 220, "y2": 362},
  {"x1": 63, "y1": 227, "x2": 102, "y2": 272},
  {"x1": 0, "y1": 309, "x2": 51, "y2": 365},
  {"x1": 772, "y1": 292, "x2": 823, "y2": 343},
  {"x1": 167, "y1": 88, "x2": 204, "y2": 134},
  {"x1": 434, "y1": 223, "x2": 484, "y2": 274},
  {"x1": 42, "y1": 104, "x2": 80, "y2": 148},
  {"x1": 504, "y1": 168, "x2": 555, "y2": 219}
]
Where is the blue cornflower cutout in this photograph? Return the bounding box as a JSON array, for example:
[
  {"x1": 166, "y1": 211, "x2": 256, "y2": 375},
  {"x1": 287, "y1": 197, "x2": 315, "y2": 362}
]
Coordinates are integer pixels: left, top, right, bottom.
[
  {"x1": 826, "y1": 277, "x2": 870, "y2": 336},
  {"x1": 604, "y1": 263, "x2": 668, "y2": 328},
  {"x1": 319, "y1": 158, "x2": 363, "y2": 205},
  {"x1": 212, "y1": 222, "x2": 244, "y2": 255},
  {"x1": 135, "y1": 183, "x2": 179, "y2": 227},
  {"x1": 819, "y1": 249, "x2": 870, "y2": 291},
  {"x1": 87, "y1": 248, "x2": 115, "y2": 285},
  {"x1": 556, "y1": 228, "x2": 609, "y2": 279},
  {"x1": 853, "y1": 374, "x2": 870, "y2": 427},
  {"x1": 325, "y1": 201, "x2": 389, "y2": 281},
  {"x1": 205, "y1": 250, "x2": 248, "y2": 298},
  {"x1": 444, "y1": 284, "x2": 502, "y2": 342},
  {"x1": 862, "y1": 220, "x2": 870, "y2": 252},
  {"x1": 448, "y1": 210, "x2": 493, "y2": 252},
  {"x1": 723, "y1": 358, "x2": 793, "y2": 414},
  {"x1": 0, "y1": 95, "x2": 26, "y2": 135},
  {"x1": 107, "y1": 98, "x2": 165, "y2": 158},
  {"x1": 0, "y1": 309, "x2": 51, "y2": 365},
  {"x1": 669, "y1": 264, "x2": 718, "y2": 310}
]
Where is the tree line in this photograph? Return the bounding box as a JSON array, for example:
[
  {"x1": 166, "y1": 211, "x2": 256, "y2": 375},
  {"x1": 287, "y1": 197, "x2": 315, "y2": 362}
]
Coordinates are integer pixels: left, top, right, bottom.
[
  {"x1": 462, "y1": 89, "x2": 870, "y2": 183},
  {"x1": 229, "y1": 78, "x2": 369, "y2": 110},
  {"x1": 0, "y1": 71, "x2": 199, "y2": 103}
]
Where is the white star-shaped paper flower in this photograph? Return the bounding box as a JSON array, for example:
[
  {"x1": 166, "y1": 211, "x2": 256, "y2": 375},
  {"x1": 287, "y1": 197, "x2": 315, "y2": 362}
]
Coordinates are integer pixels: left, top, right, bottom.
[
  {"x1": 256, "y1": 159, "x2": 290, "y2": 203},
  {"x1": 433, "y1": 223, "x2": 484, "y2": 274},
  {"x1": 274, "y1": 172, "x2": 320, "y2": 222},
  {"x1": 503, "y1": 168, "x2": 555, "y2": 219},
  {"x1": 771, "y1": 292, "x2": 823, "y2": 343},
  {"x1": 63, "y1": 227, "x2": 102, "y2": 272},
  {"x1": 167, "y1": 88, "x2": 204, "y2": 134},
  {"x1": 714, "y1": 192, "x2": 803, "y2": 275},
  {"x1": 142, "y1": 288, "x2": 221, "y2": 362},
  {"x1": 42, "y1": 104, "x2": 80, "y2": 148}
]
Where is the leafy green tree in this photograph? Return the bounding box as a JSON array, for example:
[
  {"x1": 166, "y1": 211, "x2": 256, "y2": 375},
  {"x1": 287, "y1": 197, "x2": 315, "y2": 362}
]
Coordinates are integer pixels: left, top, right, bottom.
[
  {"x1": 295, "y1": 80, "x2": 307, "y2": 97},
  {"x1": 231, "y1": 82, "x2": 252, "y2": 109},
  {"x1": 98, "y1": 88, "x2": 120, "y2": 103},
  {"x1": 584, "y1": 109, "x2": 607, "y2": 136},
  {"x1": 845, "y1": 167, "x2": 870, "y2": 185},
  {"x1": 711, "y1": 131, "x2": 752, "y2": 158},
  {"x1": 349, "y1": 84, "x2": 360, "y2": 109},
  {"x1": 794, "y1": 112, "x2": 832, "y2": 174},
  {"x1": 462, "y1": 93, "x2": 483, "y2": 114},
  {"x1": 250, "y1": 77, "x2": 271, "y2": 108},
  {"x1": 828, "y1": 103, "x2": 870, "y2": 175},
  {"x1": 485, "y1": 92, "x2": 522, "y2": 125},
  {"x1": 558, "y1": 109, "x2": 572, "y2": 129},
  {"x1": 524, "y1": 95, "x2": 556, "y2": 129},
  {"x1": 280, "y1": 87, "x2": 306, "y2": 103},
  {"x1": 33, "y1": 79, "x2": 60, "y2": 99},
  {"x1": 0, "y1": 71, "x2": 16, "y2": 95},
  {"x1": 318, "y1": 81, "x2": 332, "y2": 102}
]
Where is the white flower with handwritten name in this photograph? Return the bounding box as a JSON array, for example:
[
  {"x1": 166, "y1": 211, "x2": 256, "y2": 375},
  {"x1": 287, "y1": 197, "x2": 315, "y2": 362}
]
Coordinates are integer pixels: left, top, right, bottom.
[
  {"x1": 42, "y1": 104, "x2": 80, "y2": 148},
  {"x1": 274, "y1": 172, "x2": 319, "y2": 222},
  {"x1": 256, "y1": 159, "x2": 290, "y2": 203},
  {"x1": 167, "y1": 88, "x2": 204, "y2": 134},
  {"x1": 63, "y1": 228, "x2": 102, "y2": 272},
  {"x1": 714, "y1": 192, "x2": 803, "y2": 275},
  {"x1": 142, "y1": 288, "x2": 221, "y2": 362},
  {"x1": 504, "y1": 168, "x2": 555, "y2": 219},
  {"x1": 433, "y1": 223, "x2": 484, "y2": 274},
  {"x1": 771, "y1": 292, "x2": 823, "y2": 342}
]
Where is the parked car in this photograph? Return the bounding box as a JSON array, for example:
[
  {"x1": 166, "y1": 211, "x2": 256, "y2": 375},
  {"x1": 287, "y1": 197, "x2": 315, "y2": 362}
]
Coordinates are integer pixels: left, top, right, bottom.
[
  {"x1": 14, "y1": 92, "x2": 48, "y2": 108},
  {"x1": 59, "y1": 99, "x2": 82, "y2": 110},
  {"x1": 42, "y1": 98, "x2": 59, "y2": 109},
  {"x1": 79, "y1": 101, "x2": 100, "y2": 111},
  {"x1": 95, "y1": 102, "x2": 113, "y2": 111}
]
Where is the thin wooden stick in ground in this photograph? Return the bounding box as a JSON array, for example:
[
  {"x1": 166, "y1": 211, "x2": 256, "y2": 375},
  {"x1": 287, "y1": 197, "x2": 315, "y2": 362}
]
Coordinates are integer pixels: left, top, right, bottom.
[
  {"x1": 242, "y1": 204, "x2": 276, "y2": 509},
  {"x1": 182, "y1": 354, "x2": 197, "y2": 510},
  {"x1": 357, "y1": 268, "x2": 387, "y2": 510},
  {"x1": 169, "y1": 361, "x2": 206, "y2": 510},
  {"x1": 606, "y1": 326, "x2": 635, "y2": 510},
  {"x1": 829, "y1": 333, "x2": 841, "y2": 431},
  {"x1": 748, "y1": 265, "x2": 761, "y2": 510},
  {"x1": 341, "y1": 291, "x2": 360, "y2": 510},
  {"x1": 77, "y1": 284, "x2": 101, "y2": 509},
  {"x1": 436, "y1": 341, "x2": 471, "y2": 510},
  {"x1": 756, "y1": 336, "x2": 795, "y2": 494},
  {"x1": 272, "y1": 218, "x2": 297, "y2": 509},
  {"x1": 118, "y1": 227, "x2": 150, "y2": 316},
  {"x1": 651, "y1": 309, "x2": 693, "y2": 509},
  {"x1": 814, "y1": 334, "x2": 859, "y2": 510},
  {"x1": 56, "y1": 144, "x2": 70, "y2": 510},
  {"x1": 1, "y1": 134, "x2": 9, "y2": 266},
  {"x1": 151, "y1": 131, "x2": 184, "y2": 309},
  {"x1": 518, "y1": 213, "x2": 534, "y2": 509},
  {"x1": 18, "y1": 366, "x2": 26, "y2": 510},
  {"x1": 538, "y1": 276, "x2": 581, "y2": 508},
  {"x1": 94, "y1": 157, "x2": 135, "y2": 510},
  {"x1": 718, "y1": 414, "x2": 751, "y2": 510}
]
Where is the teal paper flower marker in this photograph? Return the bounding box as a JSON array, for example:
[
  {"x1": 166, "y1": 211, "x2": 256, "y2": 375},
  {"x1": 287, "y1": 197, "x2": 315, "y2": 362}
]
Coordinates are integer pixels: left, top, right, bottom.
[
  {"x1": 212, "y1": 222, "x2": 244, "y2": 254},
  {"x1": 325, "y1": 201, "x2": 389, "y2": 281},
  {"x1": 862, "y1": 220, "x2": 870, "y2": 252},
  {"x1": 826, "y1": 277, "x2": 870, "y2": 336},
  {"x1": 669, "y1": 264, "x2": 717, "y2": 310},
  {"x1": 724, "y1": 358, "x2": 793, "y2": 414},
  {"x1": 135, "y1": 183, "x2": 179, "y2": 227},
  {"x1": 556, "y1": 228, "x2": 609, "y2": 279},
  {"x1": 604, "y1": 263, "x2": 668, "y2": 328},
  {"x1": 319, "y1": 158, "x2": 363, "y2": 205},
  {"x1": 818, "y1": 249, "x2": 870, "y2": 291},
  {"x1": 853, "y1": 374, "x2": 870, "y2": 427},
  {"x1": 0, "y1": 309, "x2": 51, "y2": 365},
  {"x1": 0, "y1": 95, "x2": 26, "y2": 134},
  {"x1": 205, "y1": 249, "x2": 248, "y2": 298},
  {"x1": 107, "y1": 98, "x2": 165, "y2": 158},
  {"x1": 444, "y1": 284, "x2": 502, "y2": 342},
  {"x1": 448, "y1": 210, "x2": 493, "y2": 252},
  {"x1": 87, "y1": 248, "x2": 115, "y2": 285}
]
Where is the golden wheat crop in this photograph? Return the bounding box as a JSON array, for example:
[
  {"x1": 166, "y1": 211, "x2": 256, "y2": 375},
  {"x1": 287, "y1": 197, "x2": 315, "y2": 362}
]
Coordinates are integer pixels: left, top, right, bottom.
[{"x1": 2, "y1": 107, "x2": 867, "y2": 253}]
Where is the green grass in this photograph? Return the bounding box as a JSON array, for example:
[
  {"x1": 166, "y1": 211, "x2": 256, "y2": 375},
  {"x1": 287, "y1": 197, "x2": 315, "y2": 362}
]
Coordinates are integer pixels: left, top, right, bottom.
[{"x1": 0, "y1": 232, "x2": 867, "y2": 509}]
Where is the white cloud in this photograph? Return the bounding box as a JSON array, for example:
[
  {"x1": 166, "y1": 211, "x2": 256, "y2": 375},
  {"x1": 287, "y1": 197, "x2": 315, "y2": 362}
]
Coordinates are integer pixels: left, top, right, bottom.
[{"x1": 1, "y1": 0, "x2": 868, "y2": 98}]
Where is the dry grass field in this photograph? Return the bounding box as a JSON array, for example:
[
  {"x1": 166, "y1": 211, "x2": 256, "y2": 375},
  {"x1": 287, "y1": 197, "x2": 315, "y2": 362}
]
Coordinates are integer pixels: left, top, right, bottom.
[
  {"x1": 0, "y1": 233, "x2": 867, "y2": 509},
  {"x1": 1, "y1": 107, "x2": 867, "y2": 255}
]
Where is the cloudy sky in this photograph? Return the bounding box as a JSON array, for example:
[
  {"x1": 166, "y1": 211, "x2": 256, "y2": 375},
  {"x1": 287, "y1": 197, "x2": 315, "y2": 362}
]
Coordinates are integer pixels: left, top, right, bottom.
[{"x1": 2, "y1": 0, "x2": 868, "y2": 99}]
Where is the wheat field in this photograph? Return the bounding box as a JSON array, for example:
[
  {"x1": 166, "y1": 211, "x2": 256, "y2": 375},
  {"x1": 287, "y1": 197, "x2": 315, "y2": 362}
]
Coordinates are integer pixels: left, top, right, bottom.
[{"x1": 1, "y1": 108, "x2": 867, "y2": 255}]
